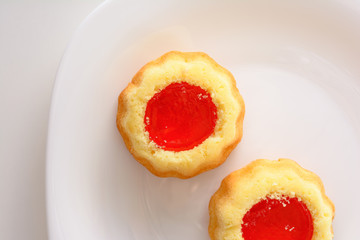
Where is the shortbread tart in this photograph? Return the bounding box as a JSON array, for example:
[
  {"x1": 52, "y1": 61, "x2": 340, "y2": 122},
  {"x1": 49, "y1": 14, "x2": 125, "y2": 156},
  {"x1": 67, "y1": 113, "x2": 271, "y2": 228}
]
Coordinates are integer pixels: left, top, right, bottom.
[
  {"x1": 209, "y1": 159, "x2": 335, "y2": 240},
  {"x1": 116, "y1": 51, "x2": 245, "y2": 179}
]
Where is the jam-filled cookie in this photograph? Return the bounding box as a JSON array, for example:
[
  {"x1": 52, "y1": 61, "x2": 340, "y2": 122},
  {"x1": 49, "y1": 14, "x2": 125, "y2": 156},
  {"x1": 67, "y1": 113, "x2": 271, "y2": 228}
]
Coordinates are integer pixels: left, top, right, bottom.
[
  {"x1": 209, "y1": 159, "x2": 334, "y2": 240},
  {"x1": 116, "y1": 51, "x2": 245, "y2": 179}
]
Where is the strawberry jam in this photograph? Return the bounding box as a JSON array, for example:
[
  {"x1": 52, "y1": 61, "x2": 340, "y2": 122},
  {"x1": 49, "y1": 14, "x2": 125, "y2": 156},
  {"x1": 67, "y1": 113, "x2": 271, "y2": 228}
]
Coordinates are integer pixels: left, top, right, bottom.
[
  {"x1": 241, "y1": 196, "x2": 313, "y2": 240},
  {"x1": 144, "y1": 82, "x2": 217, "y2": 151}
]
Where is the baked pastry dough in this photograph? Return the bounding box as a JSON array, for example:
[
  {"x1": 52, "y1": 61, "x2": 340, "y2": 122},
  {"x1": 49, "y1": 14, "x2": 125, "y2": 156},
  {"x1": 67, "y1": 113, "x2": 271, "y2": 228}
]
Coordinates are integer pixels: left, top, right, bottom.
[
  {"x1": 209, "y1": 159, "x2": 335, "y2": 240},
  {"x1": 116, "y1": 51, "x2": 245, "y2": 179}
]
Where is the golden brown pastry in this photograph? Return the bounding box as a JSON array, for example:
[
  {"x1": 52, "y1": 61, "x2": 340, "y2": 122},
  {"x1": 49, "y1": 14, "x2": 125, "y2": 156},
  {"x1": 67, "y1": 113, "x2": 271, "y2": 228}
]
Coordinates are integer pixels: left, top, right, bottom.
[
  {"x1": 116, "y1": 51, "x2": 245, "y2": 178},
  {"x1": 209, "y1": 159, "x2": 335, "y2": 240}
]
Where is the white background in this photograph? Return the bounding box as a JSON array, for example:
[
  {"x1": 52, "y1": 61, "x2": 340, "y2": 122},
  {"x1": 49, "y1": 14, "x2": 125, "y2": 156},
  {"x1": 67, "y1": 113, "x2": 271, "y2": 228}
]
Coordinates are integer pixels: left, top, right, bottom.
[
  {"x1": 1, "y1": 1, "x2": 360, "y2": 240},
  {"x1": 0, "y1": 1, "x2": 103, "y2": 239}
]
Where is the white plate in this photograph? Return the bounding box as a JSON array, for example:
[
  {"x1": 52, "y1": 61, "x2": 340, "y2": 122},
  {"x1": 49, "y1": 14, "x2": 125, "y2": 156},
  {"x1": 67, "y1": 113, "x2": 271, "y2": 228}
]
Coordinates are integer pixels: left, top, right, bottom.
[{"x1": 47, "y1": 0, "x2": 360, "y2": 239}]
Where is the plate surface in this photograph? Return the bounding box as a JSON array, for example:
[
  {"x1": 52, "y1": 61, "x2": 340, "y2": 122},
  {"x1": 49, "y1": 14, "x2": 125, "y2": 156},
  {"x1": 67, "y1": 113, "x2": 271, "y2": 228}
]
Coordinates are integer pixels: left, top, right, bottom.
[{"x1": 47, "y1": 0, "x2": 360, "y2": 239}]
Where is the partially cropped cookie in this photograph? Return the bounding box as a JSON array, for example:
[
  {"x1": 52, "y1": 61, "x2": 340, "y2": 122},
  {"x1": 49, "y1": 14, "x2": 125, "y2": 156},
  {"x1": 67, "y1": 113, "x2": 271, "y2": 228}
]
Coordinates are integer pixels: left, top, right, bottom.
[
  {"x1": 209, "y1": 159, "x2": 335, "y2": 240},
  {"x1": 116, "y1": 51, "x2": 245, "y2": 179}
]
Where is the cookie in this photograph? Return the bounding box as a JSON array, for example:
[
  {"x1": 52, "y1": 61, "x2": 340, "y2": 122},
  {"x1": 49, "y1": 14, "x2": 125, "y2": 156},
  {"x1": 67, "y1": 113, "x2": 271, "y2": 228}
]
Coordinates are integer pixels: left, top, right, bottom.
[
  {"x1": 209, "y1": 159, "x2": 335, "y2": 240},
  {"x1": 116, "y1": 51, "x2": 245, "y2": 178}
]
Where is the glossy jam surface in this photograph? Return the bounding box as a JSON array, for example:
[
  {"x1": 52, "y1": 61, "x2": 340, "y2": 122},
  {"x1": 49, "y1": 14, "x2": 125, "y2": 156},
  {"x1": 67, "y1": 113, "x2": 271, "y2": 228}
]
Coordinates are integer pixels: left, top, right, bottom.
[
  {"x1": 144, "y1": 82, "x2": 217, "y2": 151},
  {"x1": 241, "y1": 196, "x2": 314, "y2": 240}
]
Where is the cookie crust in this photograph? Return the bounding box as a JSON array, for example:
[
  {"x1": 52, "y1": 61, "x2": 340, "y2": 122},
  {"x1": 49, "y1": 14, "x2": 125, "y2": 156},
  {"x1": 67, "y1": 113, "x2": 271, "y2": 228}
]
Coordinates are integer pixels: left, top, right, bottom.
[
  {"x1": 209, "y1": 159, "x2": 335, "y2": 239},
  {"x1": 116, "y1": 51, "x2": 245, "y2": 179}
]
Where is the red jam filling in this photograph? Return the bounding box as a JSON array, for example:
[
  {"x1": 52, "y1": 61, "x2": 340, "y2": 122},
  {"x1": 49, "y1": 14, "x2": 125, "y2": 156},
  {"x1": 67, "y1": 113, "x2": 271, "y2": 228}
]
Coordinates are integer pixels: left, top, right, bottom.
[
  {"x1": 144, "y1": 82, "x2": 217, "y2": 151},
  {"x1": 241, "y1": 196, "x2": 314, "y2": 240}
]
